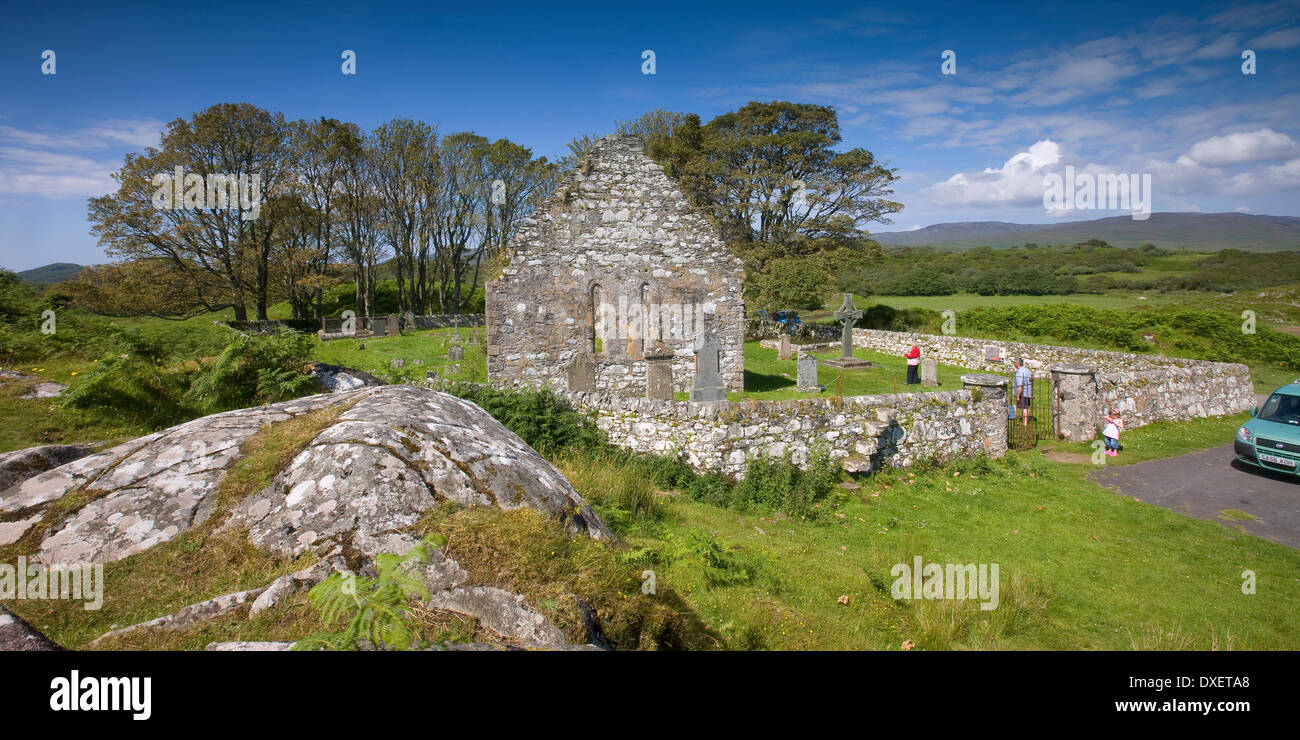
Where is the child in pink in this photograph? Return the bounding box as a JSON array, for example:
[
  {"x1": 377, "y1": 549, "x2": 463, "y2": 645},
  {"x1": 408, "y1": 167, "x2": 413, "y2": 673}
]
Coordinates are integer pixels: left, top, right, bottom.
[{"x1": 1102, "y1": 410, "x2": 1124, "y2": 456}]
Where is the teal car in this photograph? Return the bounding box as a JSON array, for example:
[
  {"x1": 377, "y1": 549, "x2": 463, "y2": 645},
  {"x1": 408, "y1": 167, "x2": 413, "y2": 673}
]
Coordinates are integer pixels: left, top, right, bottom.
[{"x1": 1236, "y1": 381, "x2": 1300, "y2": 476}]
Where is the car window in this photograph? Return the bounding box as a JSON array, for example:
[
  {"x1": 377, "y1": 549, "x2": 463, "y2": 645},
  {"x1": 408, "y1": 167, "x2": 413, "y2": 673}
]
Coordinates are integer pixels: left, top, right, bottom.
[{"x1": 1258, "y1": 392, "x2": 1300, "y2": 425}]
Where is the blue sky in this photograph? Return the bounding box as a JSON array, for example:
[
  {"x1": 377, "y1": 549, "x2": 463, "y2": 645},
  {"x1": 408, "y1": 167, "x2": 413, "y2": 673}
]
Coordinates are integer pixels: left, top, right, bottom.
[{"x1": 1, "y1": 0, "x2": 1298, "y2": 271}]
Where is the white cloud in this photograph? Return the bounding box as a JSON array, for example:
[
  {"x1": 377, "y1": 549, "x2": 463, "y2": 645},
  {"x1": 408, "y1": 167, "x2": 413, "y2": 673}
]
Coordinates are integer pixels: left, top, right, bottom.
[
  {"x1": 1250, "y1": 26, "x2": 1300, "y2": 49},
  {"x1": 0, "y1": 119, "x2": 160, "y2": 199},
  {"x1": 927, "y1": 139, "x2": 1062, "y2": 207},
  {"x1": 1187, "y1": 128, "x2": 1299, "y2": 166}
]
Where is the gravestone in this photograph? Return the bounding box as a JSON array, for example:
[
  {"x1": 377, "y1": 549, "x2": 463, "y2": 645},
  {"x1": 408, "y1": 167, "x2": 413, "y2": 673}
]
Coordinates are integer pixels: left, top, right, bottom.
[
  {"x1": 778, "y1": 335, "x2": 792, "y2": 361},
  {"x1": 689, "y1": 331, "x2": 726, "y2": 402},
  {"x1": 448, "y1": 345, "x2": 464, "y2": 361},
  {"x1": 983, "y1": 345, "x2": 1002, "y2": 363},
  {"x1": 391, "y1": 358, "x2": 405, "y2": 369},
  {"x1": 403, "y1": 310, "x2": 416, "y2": 331},
  {"x1": 921, "y1": 357, "x2": 938, "y2": 387},
  {"x1": 567, "y1": 354, "x2": 596, "y2": 392},
  {"x1": 822, "y1": 293, "x2": 871, "y2": 369},
  {"x1": 386, "y1": 314, "x2": 400, "y2": 337},
  {"x1": 796, "y1": 353, "x2": 819, "y2": 392},
  {"x1": 644, "y1": 345, "x2": 676, "y2": 400},
  {"x1": 413, "y1": 359, "x2": 423, "y2": 366}
]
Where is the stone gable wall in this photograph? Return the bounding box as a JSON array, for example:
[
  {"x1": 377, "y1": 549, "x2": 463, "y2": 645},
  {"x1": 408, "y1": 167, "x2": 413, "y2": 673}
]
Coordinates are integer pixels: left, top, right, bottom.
[
  {"x1": 563, "y1": 390, "x2": 1006, "y2": 477},
  {"x1": 487, "y1": 134, "x2": 745, "y2": 396}
]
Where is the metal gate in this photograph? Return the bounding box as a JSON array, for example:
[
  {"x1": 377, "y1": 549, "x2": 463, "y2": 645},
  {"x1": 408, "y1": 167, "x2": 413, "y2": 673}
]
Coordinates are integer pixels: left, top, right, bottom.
[{"x1": 1007, "y1": 377, "x2": 1054, "y2": 450}]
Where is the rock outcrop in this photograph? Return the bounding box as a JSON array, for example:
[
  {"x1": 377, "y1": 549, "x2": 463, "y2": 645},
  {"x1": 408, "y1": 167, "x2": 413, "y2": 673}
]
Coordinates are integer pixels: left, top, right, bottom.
[
  {"x1": 0, "y1": 386, "x2": 612, "y2": 650},
  {"x1": 0, "y1": 443, "x2": 98, "y2": 495}
]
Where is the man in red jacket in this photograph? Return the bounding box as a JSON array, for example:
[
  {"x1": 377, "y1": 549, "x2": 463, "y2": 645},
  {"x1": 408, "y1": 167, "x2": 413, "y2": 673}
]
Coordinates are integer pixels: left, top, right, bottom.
[{"x1": 904, "y1": 345, "x2": 921, "y2": 385}]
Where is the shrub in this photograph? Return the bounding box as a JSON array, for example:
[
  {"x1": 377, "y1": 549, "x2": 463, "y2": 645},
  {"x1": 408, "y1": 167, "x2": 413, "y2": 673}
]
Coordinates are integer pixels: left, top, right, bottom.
[{"x1": 185, "y1": 330, "x2": 319, "y2": 411}]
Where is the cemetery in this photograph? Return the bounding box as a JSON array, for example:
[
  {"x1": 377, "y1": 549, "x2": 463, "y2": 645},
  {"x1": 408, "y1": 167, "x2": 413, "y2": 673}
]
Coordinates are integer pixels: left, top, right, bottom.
[{"x1": 483, "y1": 135, "x2": 1255, "y2": 476}]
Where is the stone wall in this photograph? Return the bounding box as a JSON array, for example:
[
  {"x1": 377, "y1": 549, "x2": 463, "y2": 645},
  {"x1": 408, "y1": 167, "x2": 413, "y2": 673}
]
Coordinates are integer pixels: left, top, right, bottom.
[
  {"x1": 850, "y1": 328, "x2": 1253, "y2": 433},
  {"x1": 563, "y1": 390, "x2": 1006, "y2": 477},
  {"x1": 1094, "y1": 365, "x2": 1253, "y2": 429},
  {"x1": 411, "y1": 314, "x2": 485, "y2": 330},
  {"x1": 487, "y1": 134, "x2": 745, "y2": 396}
]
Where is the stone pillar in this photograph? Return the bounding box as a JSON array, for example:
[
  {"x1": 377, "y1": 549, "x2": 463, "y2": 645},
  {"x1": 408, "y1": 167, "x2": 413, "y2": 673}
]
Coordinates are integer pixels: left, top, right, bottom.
[
  {"x1": 961, "y1": 373, "x2": 1008, "y2": 403},
  {"x1": 961, "y1": 373, "x2": 1009, "y2": 459},
  {"x1": 1051, "y1": 364, "x2": 1098, "y2": 442}
]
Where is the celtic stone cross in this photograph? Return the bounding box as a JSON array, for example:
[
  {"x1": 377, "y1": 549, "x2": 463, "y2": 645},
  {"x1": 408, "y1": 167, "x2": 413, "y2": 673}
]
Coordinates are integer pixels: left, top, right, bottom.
[{"x1": 833, "y1": 293, "x2": 864, "y2": 360}]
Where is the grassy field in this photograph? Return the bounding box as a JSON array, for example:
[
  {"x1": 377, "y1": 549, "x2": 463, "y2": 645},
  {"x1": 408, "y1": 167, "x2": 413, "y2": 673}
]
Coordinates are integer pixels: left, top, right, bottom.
[
  {"x1": 570, "y1": 440, "x2": 1300, "y2": 650},
  {"x1": 311, "y1": 327, "x2": 488, "y2": 385},
  {"x1": 707, "y1": 341, "x2": 987, "y2": 401},
  {"x1": 11, "y1": 398, "x2": 1296, "y2": 651}
]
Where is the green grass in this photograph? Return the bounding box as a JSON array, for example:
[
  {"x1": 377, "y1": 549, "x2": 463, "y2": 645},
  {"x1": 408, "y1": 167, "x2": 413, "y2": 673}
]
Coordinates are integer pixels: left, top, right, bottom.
[
  {"x1": 311, "y1": 327, "x2": 487, "y2": 385},
  {"x1": 603, "y1": 450, "x2": 1300, "y2": 649},
  {"x1": 0, "y1": 357, "x2": 148, "y2": 453},
  {"x1": 801, "y1": 292, "x2": 1162, "y2": 322},
  {"x1": 674, "y1": 342, "x2": 989, "y2": 401},
  {"x1": 1042, "y1": 413, "x2": 1249, "y2": 467}
]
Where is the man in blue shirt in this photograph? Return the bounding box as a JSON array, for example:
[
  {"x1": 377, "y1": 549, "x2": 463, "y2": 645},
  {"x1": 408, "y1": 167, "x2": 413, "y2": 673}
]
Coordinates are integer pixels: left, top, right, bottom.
[{"x1": 1012, "y1": 358, "x2": 1033, "y2": 427}]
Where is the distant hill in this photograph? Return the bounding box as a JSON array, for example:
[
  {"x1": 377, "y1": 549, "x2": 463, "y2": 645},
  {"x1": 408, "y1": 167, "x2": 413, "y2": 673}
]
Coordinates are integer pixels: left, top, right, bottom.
[
  {"x1": 16, "y1": 263, "x2": 84, "y2": 285},
  {"x1": 873, "y1": 213, "x2": 1300, "y2": 251}
]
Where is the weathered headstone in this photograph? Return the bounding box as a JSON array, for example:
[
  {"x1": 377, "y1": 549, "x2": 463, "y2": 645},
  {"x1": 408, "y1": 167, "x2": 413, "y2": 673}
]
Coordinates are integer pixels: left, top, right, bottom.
[
  {"x1": 921, "y1": 357, "x2": 938, "y2": 387},
  {"x1": 645, "y1": 344, "x2": 674, "y2": 401},
  {"x1": 823, "y1": 293, "x2": 870, "y2": 369},
  {"x1": 448, "y1": 345, "x2": 465, "y2": 361},
  {"x1": 983, "y1": 345, "x2": 1002, "y2": 362},
  {"x1": 796, "y1": 353, "x2": 819, "y2": 392},
  {"x1": 690, "y1": 331, "x2": 726, "y2": 402},
  {"x1": 567, "y1": 354, "x2": 596, "y2": 392},
  {"x1": 391, "y1": 358, "x2": 405, "y2": 369},
  {"x1": 778, "y1": 334, "x2": 792, "y2": 361},
  {"x1": 403, "y1": 310, "x2": 416, "y2": 330},
  {"x1": 386, "y1": 313, "x2": 400, "y2": 337},
  {"x1": 413, "y1": 359, "x2": 424, "y2": 366}
]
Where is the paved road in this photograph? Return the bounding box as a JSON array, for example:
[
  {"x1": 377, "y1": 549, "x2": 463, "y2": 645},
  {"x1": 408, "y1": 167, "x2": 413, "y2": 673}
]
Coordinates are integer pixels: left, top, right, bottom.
[{"x1": 1089, "y1": 444, "x2": 1300, "y2": 549}]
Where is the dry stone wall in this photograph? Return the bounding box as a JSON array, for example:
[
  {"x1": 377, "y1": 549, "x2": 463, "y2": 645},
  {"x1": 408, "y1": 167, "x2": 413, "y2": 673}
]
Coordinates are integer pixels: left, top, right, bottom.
[
  {"x1": 487, "y1": 134, "x2": 745, "y2": 396},
  {"x1": 563, "y1": 390, "x2": 1006, "y2": 477},
  {"x1": 851, "y1": 328, "x2": 1252, "y2": 431}
]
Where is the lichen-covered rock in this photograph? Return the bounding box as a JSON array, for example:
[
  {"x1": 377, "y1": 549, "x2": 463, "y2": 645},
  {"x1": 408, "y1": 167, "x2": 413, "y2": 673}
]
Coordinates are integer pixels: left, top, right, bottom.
[
  {"x1": 2, "y1": 386, "x2": 608, "y2": 567},
  {"x1": 1, "y1": 393, "x2": 347, "y2": 563},
  {"x1": 223, "y1": 387, "x2": 611, "y2": 561},
  {"x1": 0, "y1": 443, "x2": 98, "y2": 497}
]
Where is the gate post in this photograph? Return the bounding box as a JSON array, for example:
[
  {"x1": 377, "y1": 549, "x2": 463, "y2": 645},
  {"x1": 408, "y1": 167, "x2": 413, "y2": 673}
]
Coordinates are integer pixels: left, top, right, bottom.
[
  {"x1": 1051, "y1": 363, "x2": 1098, "y2": 442},
  {"x1": 961, "y1": 373, "x2": 1010, "y2": 458}
]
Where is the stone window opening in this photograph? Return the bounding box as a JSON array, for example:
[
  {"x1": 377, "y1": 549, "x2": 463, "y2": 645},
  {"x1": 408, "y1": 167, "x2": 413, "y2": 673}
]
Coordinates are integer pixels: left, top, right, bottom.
[{"x1": 589, "y1": 283, "x2": 605, "y2": 356}]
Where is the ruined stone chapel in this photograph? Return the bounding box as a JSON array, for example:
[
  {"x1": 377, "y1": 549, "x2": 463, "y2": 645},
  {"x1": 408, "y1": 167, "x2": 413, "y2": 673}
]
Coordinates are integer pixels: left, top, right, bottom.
[{"x1": 486, "y1": 133, "x2": 745, "y2": 396}]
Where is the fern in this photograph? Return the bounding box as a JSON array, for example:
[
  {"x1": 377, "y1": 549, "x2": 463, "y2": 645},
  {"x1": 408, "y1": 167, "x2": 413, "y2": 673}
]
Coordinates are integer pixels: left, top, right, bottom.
[{"x1": 295, "y1": 534, "x2": 447, "y2": 651}]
